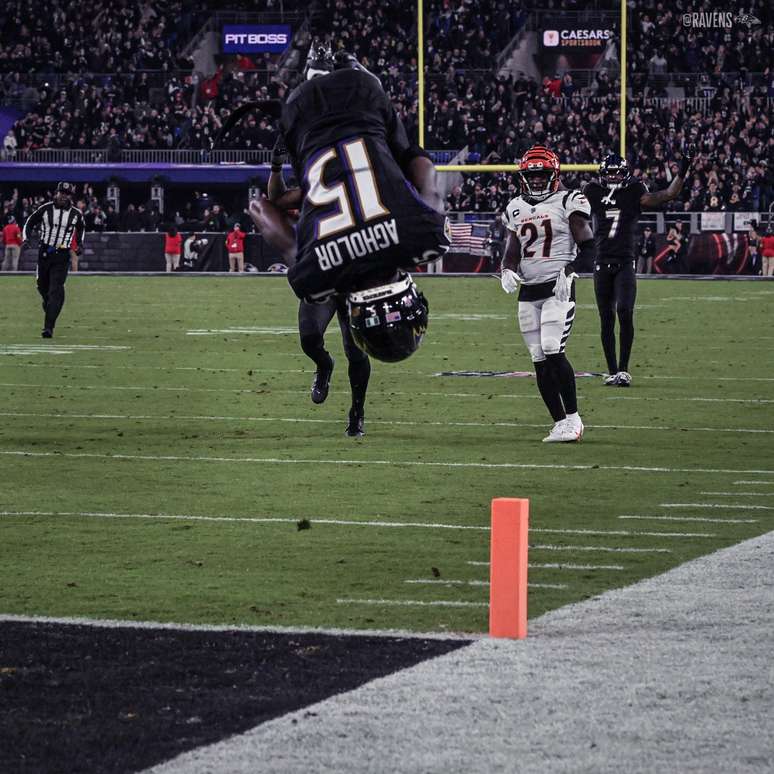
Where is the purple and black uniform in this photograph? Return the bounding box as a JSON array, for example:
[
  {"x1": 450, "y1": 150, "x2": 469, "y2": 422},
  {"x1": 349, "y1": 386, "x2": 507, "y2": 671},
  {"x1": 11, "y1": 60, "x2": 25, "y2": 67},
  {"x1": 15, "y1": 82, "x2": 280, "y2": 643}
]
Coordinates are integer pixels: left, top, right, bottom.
[{"x1": 282, "y1": 68, "x2": 449, "y2": 302}]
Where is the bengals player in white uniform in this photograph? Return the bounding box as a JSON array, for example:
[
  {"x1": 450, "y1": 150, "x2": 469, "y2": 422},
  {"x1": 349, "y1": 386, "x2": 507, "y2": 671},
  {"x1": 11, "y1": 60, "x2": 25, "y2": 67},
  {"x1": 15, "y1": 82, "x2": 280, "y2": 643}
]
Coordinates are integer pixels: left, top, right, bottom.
[{"x1": 500, "y1": 145, "x2": 597, "y2": 442}]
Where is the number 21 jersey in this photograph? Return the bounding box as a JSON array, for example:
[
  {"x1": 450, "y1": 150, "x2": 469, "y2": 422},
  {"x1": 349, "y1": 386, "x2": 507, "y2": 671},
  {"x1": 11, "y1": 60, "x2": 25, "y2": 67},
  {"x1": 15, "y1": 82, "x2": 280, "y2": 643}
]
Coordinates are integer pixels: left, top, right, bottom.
[{"x1": 501, "y1": 189, "x2": 591, "y2": 285}]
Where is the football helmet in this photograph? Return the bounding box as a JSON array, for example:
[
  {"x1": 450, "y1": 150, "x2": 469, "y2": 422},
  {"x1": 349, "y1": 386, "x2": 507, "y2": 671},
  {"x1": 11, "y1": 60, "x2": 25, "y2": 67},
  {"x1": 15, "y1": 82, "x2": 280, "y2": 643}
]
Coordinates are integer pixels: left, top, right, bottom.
[
  {"x1": 347, "y1": 273, "x2": 429, "y2": 363},
  {"x1": 517, "y1": 145, "x2": 560, "y2": 202},
  {"x1": 304, "y1": 40, "x2": 335, "y2": 80},
  {"x1": 599, "y1": 154, "x2": 630, "y2": 185}
]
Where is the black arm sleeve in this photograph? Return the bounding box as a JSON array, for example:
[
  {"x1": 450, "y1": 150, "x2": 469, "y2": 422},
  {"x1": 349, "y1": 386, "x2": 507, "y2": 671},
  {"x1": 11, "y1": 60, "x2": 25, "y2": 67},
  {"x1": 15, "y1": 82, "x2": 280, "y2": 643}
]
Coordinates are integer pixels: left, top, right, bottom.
[
  {"x1": 22, "y1": 203, "x2": 47, "y2": 241},
  {"x1": 74, "y1": 211, "x2": 86, "y2": 250},
  {"x1": 568, "y1": 238, "x2": 597, "y2": 273}
]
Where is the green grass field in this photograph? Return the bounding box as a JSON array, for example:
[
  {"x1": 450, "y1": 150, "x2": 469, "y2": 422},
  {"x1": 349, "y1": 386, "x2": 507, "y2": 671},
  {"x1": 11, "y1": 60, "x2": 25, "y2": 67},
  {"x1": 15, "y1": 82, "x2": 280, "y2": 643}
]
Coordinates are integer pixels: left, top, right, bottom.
[{"x1": 1, "y1": 274, "x2": 772, "y2": 633}]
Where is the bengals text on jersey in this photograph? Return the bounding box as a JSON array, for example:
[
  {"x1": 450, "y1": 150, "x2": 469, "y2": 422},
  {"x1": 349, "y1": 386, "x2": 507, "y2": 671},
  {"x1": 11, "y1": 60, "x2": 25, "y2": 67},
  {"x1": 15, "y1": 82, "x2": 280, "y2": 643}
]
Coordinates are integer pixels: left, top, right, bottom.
[{"x1": 501, "y1": 188, "x2": 591, "y2": 289}]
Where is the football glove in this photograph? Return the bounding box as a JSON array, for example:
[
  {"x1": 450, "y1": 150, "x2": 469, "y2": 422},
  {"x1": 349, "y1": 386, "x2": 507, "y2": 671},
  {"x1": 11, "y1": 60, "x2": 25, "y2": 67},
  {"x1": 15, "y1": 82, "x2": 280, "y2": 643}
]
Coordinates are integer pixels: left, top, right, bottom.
[
  {"x1": 553, "y1": 269, "x2": 578, "y2": 303},
  {"x1": 500, "y1": 268, "x2": 520, "y2": 294},
  {"x1": 271, "y1": 134, "x2": 288, "y2": 173},
  {"x1": 678, "y1": 143, "x2": 695, "y2": 177}
]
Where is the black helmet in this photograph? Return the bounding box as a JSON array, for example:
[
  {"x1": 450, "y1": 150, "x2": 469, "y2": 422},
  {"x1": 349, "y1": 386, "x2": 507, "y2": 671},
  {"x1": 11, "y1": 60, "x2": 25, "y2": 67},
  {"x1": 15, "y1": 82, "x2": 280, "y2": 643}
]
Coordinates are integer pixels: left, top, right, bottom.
[
  {"x1": 304, "y1": 40, "x2": 335, "y2": 80},
  {"x1": 347, "y1": 273, "x2": 429, "y2": 363},
  {"x1": 55, "y1": 181, "x2": 73, "y2": 196},
  {"x1": 599, "y1": 154, "x2": 630, "y2": 185}
]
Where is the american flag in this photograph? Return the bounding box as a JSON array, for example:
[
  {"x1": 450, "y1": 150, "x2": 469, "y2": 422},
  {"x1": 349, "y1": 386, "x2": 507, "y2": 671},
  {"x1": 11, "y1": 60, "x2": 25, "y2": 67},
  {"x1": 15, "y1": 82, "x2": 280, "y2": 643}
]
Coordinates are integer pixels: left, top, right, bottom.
[{"x1": 448, "y1": 222, "x2": 489, "y2": 255}]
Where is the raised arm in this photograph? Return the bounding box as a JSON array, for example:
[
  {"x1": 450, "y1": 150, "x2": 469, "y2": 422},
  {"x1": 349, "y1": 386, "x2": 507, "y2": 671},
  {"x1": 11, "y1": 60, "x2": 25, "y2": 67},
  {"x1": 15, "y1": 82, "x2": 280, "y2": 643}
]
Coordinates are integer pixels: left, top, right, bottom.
[{"x1": 640, "y1": 147, "x2": 694, "y2": 208}]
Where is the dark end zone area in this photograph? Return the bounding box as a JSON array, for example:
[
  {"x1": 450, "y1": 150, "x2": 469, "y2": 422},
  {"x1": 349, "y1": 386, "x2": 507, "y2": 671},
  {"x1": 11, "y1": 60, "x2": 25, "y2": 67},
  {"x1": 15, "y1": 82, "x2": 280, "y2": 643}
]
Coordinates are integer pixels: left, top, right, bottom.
[{"x1": 0, "y1": 621, "x2": 470, "y2": 774}]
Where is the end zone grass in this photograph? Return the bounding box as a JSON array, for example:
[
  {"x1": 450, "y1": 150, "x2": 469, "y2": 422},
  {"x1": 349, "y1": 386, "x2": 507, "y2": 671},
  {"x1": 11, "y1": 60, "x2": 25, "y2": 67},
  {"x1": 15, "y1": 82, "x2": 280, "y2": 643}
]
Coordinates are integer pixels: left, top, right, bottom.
[{"x1": 0, "y1": 275, "x2": 771, "y2": 632}]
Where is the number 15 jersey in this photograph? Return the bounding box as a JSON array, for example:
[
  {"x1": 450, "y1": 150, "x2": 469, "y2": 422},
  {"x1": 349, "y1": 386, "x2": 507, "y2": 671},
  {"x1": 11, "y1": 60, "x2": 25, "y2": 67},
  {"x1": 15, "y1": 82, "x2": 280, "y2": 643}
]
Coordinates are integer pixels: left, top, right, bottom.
[{"x1": 501, "y1": 189, "x2": 591, "y2": 285}]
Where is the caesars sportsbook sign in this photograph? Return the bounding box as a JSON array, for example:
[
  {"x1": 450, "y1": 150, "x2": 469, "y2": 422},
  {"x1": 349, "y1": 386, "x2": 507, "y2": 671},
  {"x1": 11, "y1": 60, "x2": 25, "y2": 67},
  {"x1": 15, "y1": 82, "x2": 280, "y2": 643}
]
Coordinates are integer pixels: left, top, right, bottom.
[
  {"x1": 222, "y1": 25, "x2": 291, "y2": 54},
  {"x1": 540, "y1": 20, "x2": 615, "y2": 69}
]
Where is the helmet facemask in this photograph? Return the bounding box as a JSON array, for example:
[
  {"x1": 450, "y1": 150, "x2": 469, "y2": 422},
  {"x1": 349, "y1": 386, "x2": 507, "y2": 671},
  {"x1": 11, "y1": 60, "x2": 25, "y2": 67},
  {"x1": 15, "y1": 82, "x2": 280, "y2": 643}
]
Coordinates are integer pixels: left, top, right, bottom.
[{"x1": 518, "y1": 167, "x2": 557, "y2": 202}]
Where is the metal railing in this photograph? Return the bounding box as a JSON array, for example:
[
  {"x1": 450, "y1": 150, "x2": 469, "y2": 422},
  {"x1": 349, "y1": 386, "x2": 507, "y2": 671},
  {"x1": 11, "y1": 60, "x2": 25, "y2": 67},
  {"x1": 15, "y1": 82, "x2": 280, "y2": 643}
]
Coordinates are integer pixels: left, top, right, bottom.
[{"x1": 1, "y1": 148, "x2": 273, "y2": 164}]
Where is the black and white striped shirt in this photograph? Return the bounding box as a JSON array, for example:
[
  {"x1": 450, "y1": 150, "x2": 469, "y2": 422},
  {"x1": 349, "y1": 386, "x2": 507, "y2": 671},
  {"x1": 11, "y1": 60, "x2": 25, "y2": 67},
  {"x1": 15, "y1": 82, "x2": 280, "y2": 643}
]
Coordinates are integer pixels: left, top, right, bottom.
[{"x1": 22, "y1": 202, "x2": 86, "y2": 251}]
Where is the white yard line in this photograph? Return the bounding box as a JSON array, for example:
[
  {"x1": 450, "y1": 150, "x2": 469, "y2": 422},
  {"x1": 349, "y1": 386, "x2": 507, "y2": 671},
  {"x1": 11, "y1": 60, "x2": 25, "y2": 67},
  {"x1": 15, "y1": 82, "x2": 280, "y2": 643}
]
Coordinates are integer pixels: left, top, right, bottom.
[
  {"x1": 661, "y1": 502, "x2": 774, "y2": 511},
  {"x1": 531, "y1": 544, "x2": 671, "y2": 554},
  {"x1": 2, "y1": 449, "x2": 773, "y2": 476},
  {"x1": 699, "y1": 491, "x2": 774, "y2": 497},
  {"x1": 734, "y1": 480, "x2": 774, "y2": 485},
  {"x1": 619, "y1": 515, "x2": 758, "y2": 525},
  {"x1": 0, "y1": 410, "x2": 770, "y2": 435},
  {"x1": 0, "y1": 510, "x2": 488, "y2": 531},
  {"x1": 336, "y1": 598, "x2": 487, "y2": 608},
  {"x1": 606, "y1": 396, "x2": 773, "y2": 404},
  {"x1": 466, "y1": 561, "x2": 626, "y2": 571},
  {"x1": 532, "y1": 527, "x2": 715, "y2": 538},
  {"x1": 403, "y1": 579, "x2": 568, "y2": 590}
]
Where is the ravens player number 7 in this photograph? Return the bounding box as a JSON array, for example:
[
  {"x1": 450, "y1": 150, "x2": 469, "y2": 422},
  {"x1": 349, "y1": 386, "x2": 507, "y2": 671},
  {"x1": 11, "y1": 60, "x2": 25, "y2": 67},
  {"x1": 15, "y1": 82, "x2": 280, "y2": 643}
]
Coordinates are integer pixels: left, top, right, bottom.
[
  {"x1": 584, "y1": 148, "x2": 694, "y2": 386},
  {"x1": 500, "y1": 145, "x2": 597, "y2": 443}
]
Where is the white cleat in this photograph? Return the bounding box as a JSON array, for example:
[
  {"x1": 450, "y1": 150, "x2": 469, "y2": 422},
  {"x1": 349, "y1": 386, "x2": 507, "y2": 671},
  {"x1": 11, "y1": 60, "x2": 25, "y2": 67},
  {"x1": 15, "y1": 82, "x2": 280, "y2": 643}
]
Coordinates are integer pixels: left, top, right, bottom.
[
  {"x1": 542, "y1": 419, "x2": 581, "y2": 443},
  {"x1": 565, "y1": 413, "x2": 584, "y2": 440},
  {"x1": 603, "y1": 373, "x2": 619, "y2": 386},
  {"x1": 616, "y1": 371, "x2": 632, "y2": 387}
]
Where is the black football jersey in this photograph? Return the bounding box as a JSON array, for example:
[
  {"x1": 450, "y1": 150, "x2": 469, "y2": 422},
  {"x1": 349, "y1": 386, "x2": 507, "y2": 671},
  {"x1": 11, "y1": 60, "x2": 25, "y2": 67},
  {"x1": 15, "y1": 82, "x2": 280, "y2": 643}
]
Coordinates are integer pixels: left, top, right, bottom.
[
  {"x1": 584, "y1": 180, "x2": 648, "y2": 262},
  {"x1": 281, "y1": 69, "x2": 449, "y2": 302}
]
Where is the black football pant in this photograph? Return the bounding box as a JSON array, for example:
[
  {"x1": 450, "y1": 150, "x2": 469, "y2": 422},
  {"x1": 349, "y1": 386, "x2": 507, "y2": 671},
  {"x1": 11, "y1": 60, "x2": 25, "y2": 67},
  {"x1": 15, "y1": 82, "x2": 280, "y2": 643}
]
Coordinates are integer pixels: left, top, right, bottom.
[
  {"x1": 594, "y1": 260, "x2": 637, "y2": 373},
  {"x1": 298, "y1": 297, "x2": 370, "y2": 411},
  {"x1": 37, "y1": 249, "x2": 71, "y2": 330}
]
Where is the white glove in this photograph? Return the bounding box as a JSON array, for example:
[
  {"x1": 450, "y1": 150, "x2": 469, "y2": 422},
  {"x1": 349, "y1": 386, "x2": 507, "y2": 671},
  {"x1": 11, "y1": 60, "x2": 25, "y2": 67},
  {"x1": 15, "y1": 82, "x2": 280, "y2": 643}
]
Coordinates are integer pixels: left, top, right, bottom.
[
  {"x1": 553, "y1": 270, "x2": 578, "y2": 303},
  {"x1": 500, "y1": 268, "x2": 520, "y2": 294}
]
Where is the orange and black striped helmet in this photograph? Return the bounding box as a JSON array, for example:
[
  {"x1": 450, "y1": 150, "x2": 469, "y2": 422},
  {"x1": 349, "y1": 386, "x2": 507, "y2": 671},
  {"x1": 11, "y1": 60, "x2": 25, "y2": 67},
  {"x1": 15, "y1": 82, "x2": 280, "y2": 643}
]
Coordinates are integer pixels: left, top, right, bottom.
[{"x1": 517, "y1": 145, "x2": 560, "y2": 201}]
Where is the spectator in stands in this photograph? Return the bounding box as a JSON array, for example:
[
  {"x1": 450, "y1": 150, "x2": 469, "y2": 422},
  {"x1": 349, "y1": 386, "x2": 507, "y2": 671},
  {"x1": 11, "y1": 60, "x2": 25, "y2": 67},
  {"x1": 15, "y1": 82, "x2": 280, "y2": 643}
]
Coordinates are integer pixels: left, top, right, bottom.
[
  {"x1": 636, "y1": 226, "x2": 656, "y2": 274},
  {"x1": 164, "y1": 225, "x2": 182, "y2": 272},
  {"x1": 747, "y1": 220, "x2": 761, "y2": 275},
  {"x1": 225, "y1": 222, "x2": 246, "y2": 273},
  {"x1": 2, "y1": 215, "x2": 22, "y2": 270},
  {"x1": 761, "y1": 228, "x2": 774, "y2": 277}
]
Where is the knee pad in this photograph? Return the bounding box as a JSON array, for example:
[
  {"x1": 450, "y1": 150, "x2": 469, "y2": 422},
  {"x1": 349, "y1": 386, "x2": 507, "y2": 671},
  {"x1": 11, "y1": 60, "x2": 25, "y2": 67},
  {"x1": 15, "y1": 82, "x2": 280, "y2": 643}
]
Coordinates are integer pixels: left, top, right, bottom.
[
  {"x1": 518, "y1": 303, "x2": 544, "y2": 363},
  {"x1": 299, "y1": 331, "x2": 324, "y2": 357}
]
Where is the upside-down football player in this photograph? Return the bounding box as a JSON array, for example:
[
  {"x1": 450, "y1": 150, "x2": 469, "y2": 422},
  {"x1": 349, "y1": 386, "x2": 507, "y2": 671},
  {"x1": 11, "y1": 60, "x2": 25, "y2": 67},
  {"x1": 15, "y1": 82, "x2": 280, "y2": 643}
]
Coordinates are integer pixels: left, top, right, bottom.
[
  {"x1": 249, "y1": 42, "x2": 450, "y2": 437},
  {"x1": 584, "y1": 148, "x2": 694, "y2": 386},
  {"x1": 500, "y1": 145, "x2": 596, "y2": 443}
]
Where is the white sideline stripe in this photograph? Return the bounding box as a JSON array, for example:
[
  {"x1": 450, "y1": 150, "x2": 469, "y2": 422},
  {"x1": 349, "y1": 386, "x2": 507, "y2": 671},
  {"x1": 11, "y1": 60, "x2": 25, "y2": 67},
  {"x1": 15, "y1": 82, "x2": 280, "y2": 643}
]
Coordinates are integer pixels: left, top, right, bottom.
[
  {"x1": 532, "y1": 527, "x2": 715, "y2": 538},
  {"x1": 531, "y1": 544, "x2": 671, "y2": 554},
  {"x1": 661, "y1": 502, "x2": 774, "y2": 511},
  {"x1": 337, "y1": 598, "x2": 487, "y2": 608},
  {"x1": 619, "y1": 515, "x2": 758, "y2": 525},
  {"x1": 466, "y1": 561, "x2": 626, "y2": 571},
  {"x1": 0, "y1": 510, "x2": 488, "y2": 531},
  {"x1": 699, "y1": 491, "x2": 774, "y2": 497},
  {"x1": 404, "y1": 579, "x2": 569, "y2": 590},
  {"x1": 2, "y1": 450, "x2": 773, "y2": 476},
  {"x1": 0, "y1": 613, "x2": 476, "y2": 641},
  {"x1": 734, "y1": 480, "x2": 774, "y2": 485},
  {"x1": 0, "y1": 410, "x2": 771, "y2": 436},
  {"x1": 0, "y1": 381, "x2": 771, "y2": 405}
]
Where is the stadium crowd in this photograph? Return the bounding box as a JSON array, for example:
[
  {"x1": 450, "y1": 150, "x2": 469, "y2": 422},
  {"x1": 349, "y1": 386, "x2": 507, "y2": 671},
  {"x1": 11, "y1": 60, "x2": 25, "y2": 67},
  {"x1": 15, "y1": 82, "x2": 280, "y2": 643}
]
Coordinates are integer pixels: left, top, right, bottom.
[{"x1": 0, "y1": 0, "x2": 770, "y2": 216}]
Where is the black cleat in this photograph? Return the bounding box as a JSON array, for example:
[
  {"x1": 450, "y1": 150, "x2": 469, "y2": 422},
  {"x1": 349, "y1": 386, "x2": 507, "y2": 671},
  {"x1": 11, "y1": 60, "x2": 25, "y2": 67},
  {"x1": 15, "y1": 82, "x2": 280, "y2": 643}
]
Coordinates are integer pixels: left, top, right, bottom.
[
  {"x1": 41, "y1": 328, "x2": 53, "y2": 338},
  {"x1": 311, "y1": 358, "x2": 334, "y2": 404},
  {"x1": 345, "y1": 408, "x2": 365, "y2": 437}
]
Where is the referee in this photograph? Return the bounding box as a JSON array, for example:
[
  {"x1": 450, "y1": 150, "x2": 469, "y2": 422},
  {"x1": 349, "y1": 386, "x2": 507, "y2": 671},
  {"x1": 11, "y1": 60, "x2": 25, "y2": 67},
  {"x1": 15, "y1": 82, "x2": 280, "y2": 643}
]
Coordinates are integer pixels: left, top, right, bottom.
[{"x1": 22, "y1": 182, "x2": 85, "y2": 338}]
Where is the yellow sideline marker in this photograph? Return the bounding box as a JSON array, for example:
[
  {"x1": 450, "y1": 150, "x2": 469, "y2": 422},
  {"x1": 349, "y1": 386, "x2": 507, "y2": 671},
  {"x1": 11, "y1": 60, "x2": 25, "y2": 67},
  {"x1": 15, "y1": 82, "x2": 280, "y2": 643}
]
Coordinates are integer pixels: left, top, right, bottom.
[
  {"x1": 489, "y1": 498, "x2": 529, "y2": 639},
  {"x1": 435, "y1": 164, "x2": 600, "y2": 173}
]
